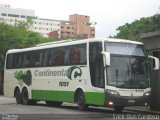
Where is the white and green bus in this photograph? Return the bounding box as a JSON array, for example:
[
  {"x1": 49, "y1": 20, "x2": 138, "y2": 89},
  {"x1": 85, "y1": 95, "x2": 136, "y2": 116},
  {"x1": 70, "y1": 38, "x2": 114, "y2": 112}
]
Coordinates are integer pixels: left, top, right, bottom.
[{"x1": 4, "y1": 38, "x2": 159, "y2": 112}]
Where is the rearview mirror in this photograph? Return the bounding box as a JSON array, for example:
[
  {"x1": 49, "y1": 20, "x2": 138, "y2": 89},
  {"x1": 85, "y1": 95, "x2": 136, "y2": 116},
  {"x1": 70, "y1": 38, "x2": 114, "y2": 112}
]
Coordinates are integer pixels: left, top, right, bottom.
[
  {"x1": 148, "y1": 55, "x2": 160, "y2": 70},
  {"x1": 101, "y1": 51, "x2": 110, "y2": 66}
]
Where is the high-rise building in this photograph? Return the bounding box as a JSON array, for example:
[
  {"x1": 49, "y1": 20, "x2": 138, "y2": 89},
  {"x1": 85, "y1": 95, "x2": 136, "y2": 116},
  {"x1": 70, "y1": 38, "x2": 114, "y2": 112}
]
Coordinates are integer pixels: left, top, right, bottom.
[{"x1": 0, "y1": 4, "x2": 61, "y2": 37}]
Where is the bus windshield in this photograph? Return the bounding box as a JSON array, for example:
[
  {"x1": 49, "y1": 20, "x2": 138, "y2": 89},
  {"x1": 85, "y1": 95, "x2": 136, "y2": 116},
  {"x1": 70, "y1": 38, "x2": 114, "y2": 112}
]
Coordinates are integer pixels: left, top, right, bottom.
[{"x1": 105, "y1": 42, "x2": 150, "y2": 89}]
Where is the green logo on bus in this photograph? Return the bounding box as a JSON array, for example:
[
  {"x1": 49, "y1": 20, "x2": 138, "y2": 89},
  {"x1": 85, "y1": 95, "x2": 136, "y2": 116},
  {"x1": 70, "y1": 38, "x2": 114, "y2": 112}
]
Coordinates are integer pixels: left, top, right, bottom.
[
  {"x1": 67, "y1": 66, "x2": 82, "y2": 80},
  {"x1": 14, "y1": 70, "x2": 32, "y2": 86}
]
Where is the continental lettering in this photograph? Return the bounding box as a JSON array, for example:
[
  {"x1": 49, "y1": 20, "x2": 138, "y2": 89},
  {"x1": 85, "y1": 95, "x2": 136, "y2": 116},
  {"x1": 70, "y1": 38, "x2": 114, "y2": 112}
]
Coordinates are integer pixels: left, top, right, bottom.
[{"x1": 34, "y1": 69, "x2": 68, "y2": 77}]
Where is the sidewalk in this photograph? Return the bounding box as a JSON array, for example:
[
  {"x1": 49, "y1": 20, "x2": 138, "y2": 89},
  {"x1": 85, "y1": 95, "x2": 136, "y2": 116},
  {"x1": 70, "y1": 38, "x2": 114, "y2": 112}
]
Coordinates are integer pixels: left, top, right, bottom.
[
  {"x1": 125, "y1": 106, "x2": 160, "y2": 115},
  {"x1": 0, "y1": 95, "x2": 15, "y2": 105}
]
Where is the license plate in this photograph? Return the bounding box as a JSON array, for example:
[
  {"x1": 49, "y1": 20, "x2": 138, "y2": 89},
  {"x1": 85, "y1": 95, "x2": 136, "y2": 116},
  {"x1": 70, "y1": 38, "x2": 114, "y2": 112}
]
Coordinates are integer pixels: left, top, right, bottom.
[{"x1": 128, "y1": 99, "x2": 135, "y2": 103}]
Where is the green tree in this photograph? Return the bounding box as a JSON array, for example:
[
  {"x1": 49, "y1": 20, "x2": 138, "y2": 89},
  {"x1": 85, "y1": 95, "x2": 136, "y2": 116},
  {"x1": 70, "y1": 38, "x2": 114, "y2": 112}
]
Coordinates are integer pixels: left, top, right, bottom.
[
  {"x1": 113, "y1": 14, "x2": 160, "y2": 41},
  {"x1": 0, "y1": 21, "x2": 51, "y2": 71},
  {"x1": 15, "y1": 18, "x2": 33, "y2": 29}
]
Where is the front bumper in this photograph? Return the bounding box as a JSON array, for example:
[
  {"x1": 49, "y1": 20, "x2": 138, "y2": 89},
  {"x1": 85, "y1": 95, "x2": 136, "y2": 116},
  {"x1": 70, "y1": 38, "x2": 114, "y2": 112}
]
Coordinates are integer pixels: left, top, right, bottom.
[{"x1": 105, "y1": 92, "x2": 150, "y2": 107}]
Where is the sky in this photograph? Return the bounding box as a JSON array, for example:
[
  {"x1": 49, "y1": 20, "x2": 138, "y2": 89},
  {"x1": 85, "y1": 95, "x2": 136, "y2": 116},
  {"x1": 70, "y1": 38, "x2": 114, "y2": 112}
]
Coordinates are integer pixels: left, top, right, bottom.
[{"x1": 0, "y1": 0, "x2": 159, "y2": 38}]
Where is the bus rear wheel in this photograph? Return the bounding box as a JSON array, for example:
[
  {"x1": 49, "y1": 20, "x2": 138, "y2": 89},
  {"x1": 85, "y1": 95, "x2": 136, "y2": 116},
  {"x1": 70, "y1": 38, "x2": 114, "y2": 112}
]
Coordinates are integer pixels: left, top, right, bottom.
[
  {"x1": 21, "y1": 88, "x2": 37, "y2": 105},
  {"x1": 77, "y1": 91, "x2": 88, "y2": 110},
  {"x1": 22, "y1": 88, "x2": 30, "y2": 105},
  {"x1": 15, "y1": 88, "x2": 22, "y2": 104}
]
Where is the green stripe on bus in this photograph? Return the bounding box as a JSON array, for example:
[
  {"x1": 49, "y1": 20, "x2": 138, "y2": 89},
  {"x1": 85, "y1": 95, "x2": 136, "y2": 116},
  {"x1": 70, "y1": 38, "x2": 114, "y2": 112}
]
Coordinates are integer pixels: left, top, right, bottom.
[
  {"x1": 32, "y1": 90, "x2": 105, "y2": 105},
  {"x1": 32, "y1": 90, "x2": 74, "y2": 102},
  {"x1": 85, "y1": 92, "x2": 105, "y2": 105}
]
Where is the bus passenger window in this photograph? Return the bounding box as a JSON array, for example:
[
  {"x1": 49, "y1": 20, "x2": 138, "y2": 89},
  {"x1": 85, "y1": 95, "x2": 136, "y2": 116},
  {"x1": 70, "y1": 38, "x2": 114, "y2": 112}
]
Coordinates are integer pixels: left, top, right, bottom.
[
  {"x1": 55, "y1": 48, "x2": 65, "y2": 65},
  {"x1": 71, "y1": 47, "x2": 80, "y2": 64},
  {"x1": 33, "y1": 52, "x2": 43, "y2": 67},
  {"x1": 64, "y1": 47, "x2": 71, "y2": 65},
  {"x1": 80, "y1": 46, "x2": 86, "y2": 64},
  {"x1": 12, "y1": 54, "x2": 23, "y2": 68},
  {"x1": 6, "y1": 54, "x2": 13, "y2": 69},
  {"x1": 17, "y1": 55, "x2": 23, "y2": 68},
  {"x1": 43, "y1": 50, "x2": 52, "y2": 66},
  {"x1": 23, "y1": 55, "x2": 31, "y2": 67}
]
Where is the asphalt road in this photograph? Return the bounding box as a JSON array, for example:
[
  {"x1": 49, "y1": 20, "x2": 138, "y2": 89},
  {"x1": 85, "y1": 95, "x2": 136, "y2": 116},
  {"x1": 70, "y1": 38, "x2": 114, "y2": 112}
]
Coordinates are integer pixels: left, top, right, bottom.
[{"x1": 0, "y1": 96, "x2": 159, "y2": 120}]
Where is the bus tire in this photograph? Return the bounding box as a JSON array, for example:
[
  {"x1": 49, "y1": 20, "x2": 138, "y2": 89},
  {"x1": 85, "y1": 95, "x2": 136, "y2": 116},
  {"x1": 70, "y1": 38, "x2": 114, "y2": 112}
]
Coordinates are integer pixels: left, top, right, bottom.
[
  {"x1": 15, "y1": 88, "x2": 22, "y2": 104},
  {"x1": 114, "y1": 106, "x2": 124, "y2": 112},
  {"x1": 22, "y1": 88, "x2": 29, "y2": 105},
  {"x1": 77, "y1": 91, "x2": 88, "y2": 110}
]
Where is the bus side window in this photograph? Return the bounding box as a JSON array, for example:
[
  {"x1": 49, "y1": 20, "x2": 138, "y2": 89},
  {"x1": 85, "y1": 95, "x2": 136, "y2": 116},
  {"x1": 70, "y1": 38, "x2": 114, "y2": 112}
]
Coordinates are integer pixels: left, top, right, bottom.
[
  {"x1": 12, "y1": 54, "x2": 23, "y2": 68},
  {"x1": 55, "y1": 48, "x2": 65, "y2": 66},
  {"x1": 17, "y1": 54, "x2": 23, "y2": 68},
  {"x1": 89, "y1": 42, "x2": 104, "y2": 88},
  {"x1": 80, "y1": 45, "x2": 86, "y2": 64},
  {"x1": 30, "y1": 52, "x2": 42, "y2": 67},
  {"x1": 6, "y1": 54, "x2": 13, "y2": 69},
  {"x1": 43, "y1": 49, "x2": 52, "y2": 66},
  {"x1": 71, "y1": 47, "x2": 80, "y2": 64},
  {"x1": 64, "y1": 47, "x2": 71, "y2": 65},
  {"x1": 70, "y1": 44, "x2": 86, "y2": 65},
  {"x1": 23, "y1": 54, "x2": 31, "y2": 68}
]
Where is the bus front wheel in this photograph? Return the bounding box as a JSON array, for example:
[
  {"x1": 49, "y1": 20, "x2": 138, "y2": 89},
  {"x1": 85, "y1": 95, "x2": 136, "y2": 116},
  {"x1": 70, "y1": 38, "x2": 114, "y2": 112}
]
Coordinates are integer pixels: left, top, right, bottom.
[{"x1": 77, "y1": 91, "x2": 88, "y2": 110}]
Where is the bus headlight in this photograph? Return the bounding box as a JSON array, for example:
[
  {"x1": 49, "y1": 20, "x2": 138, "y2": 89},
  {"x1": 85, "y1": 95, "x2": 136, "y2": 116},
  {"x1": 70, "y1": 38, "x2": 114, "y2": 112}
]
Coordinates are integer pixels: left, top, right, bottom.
[
  {"x1": 106, "y1": 89, "x2": 119, "y2": 95},
  {"x1": 143, "y1": 91, "x2": 151, "y2": 96}
]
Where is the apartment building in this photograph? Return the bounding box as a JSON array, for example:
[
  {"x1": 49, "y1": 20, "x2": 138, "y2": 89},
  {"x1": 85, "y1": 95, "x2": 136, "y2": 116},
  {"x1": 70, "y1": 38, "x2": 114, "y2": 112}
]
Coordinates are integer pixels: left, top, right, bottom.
[
  {"x1": 60, "y1": 14, "x2": 95, "y2": 39},
  {"x1": 0, "y1": 4, "x2": 61, "y2": 37},
  {"x1": 60, "y1": 21, "x2": 76, "y2": 39}
]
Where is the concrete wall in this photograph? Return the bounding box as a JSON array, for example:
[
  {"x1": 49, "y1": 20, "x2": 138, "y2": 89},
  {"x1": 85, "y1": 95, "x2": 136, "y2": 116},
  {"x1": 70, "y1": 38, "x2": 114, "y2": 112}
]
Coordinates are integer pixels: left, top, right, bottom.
[
  {"x1": 143, "y1": 36, "x2": 160, "y2": 50},
  {"x1": 142, "y1": 31, "x2": 160, "y2": 110}
]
